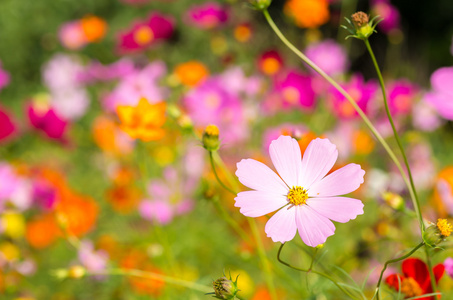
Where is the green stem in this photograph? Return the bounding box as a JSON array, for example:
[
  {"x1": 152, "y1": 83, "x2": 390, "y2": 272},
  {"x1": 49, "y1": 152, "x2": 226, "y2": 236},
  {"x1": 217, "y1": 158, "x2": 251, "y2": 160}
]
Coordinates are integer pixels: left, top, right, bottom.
[
  {"x1": 363, "y1": 39, "x2": 424, "y2": 231},
  {"x1": 374, "y1": 242, "x2": 425, "y2": 300},
  {"x1": 262, "y1": 10, "x2": 416, "y2": 224},
  {"x1": 209, "y1": 150, "x2": 277, "y2": 300},
  {"x1": 277, "y1": 243, "x2": 358, "y2": 299},
  {"x1": 308, "y1": 248, "x2": 318, "y2": 271},
  {"x1": 88, "y1": 268, "x2": 212, "y2": 293},
  {"x1": 363, "y1": 39, "x2": 436, "y2": 292}
]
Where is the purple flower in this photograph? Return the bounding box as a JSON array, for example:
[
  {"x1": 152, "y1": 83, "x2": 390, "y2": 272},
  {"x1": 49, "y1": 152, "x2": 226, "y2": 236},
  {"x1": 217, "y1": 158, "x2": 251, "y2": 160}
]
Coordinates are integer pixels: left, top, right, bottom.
[
  {"x1": 305, "y1": 39, "x2": 348, "y2": 76},
  {"x1": 103, "y1": 61, "x2": 168, "y2": 112},
  {"x1": 186, "y1": 2, "x2": 229, "y2": 29},
  {"x1": 235, "y1": 136, "x2": 365, "y2": 246}
]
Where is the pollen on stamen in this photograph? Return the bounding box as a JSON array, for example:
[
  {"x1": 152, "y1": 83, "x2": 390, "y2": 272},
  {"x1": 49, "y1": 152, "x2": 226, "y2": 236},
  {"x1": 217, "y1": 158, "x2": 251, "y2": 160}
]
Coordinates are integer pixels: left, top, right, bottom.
[
  {"x1": 287, "y1": 186, "x2": 308, "y2": 206},
  {"x1": 437, "y1": 218, "x2": 453, "y2": 237}
]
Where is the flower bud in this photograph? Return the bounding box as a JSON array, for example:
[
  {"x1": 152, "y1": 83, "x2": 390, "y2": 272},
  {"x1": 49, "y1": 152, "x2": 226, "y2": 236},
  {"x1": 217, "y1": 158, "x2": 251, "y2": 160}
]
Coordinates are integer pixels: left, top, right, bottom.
[
  {"x1": 342, "y1": 11, "x2": 382, "y2": 40},
  {"x1": 423, "y1": 219, "x2": 453, "y2": 248},
  {"x1": 249, "y1": 0, "x2": 272, "y2": 11},
  {"x1": 202, "y1": 124, "x2": 220, "y2": 151},
  {"x1": 382, "y1": 192, "x2": 405, "y2": 211},
  {"x1": 212, "y1": 275, "x2": 239, "y2": 299},
  {"x1": 68, "y1": 265, "x2": 86, "y2": 279}
]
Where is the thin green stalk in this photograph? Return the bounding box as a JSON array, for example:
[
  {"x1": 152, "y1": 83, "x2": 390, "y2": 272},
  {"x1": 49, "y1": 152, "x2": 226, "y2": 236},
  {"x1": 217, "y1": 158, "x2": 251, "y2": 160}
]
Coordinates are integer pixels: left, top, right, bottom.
[
  {"x1": 209, "y1": 150, "x2": 277, "y2": 300},
  {"x1": 88, "y1": 268, "x2": 212, "y2": 293},
  {"x1": 363, "y1": 39, "x2": 436, "y2": 292},
  {"x1": 262, "y1": 8, "x2": 419, "y2": 235},
  {"x1": 363, "y1": 39, "x2": 424, "y2": 231},
  {"x1": 277, "y1": 243, "x2": 358, "y2": 299},
  {"x1": 374, "y1": 242, "x2": 425, "y2": 300}
]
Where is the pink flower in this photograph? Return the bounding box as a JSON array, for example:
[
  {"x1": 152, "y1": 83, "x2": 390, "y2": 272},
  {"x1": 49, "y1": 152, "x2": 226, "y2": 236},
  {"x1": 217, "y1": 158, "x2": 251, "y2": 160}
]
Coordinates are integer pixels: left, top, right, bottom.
[
  {"x1": 386, "y1": 79, "x2": 419, "y2": 116},
  {"x1": 0, "y1": 107, "x2": 16, "y2": 142},
  {"x1": 275, "y1": 70, "x2": 317, "y2": 110},
  {"x1": 423, "y1": 66, "x2": 453, "y2": 121},
  {"x1": 0, "y1": 61, "x2": 10, "y2": 90},
  {"x1": 59, "y1": 21, "x2": 88, "y2": 50},
  {"x1": 305, "y1": 39, "x2": 348, "y2": 76},
  {"x1": 371, "y1": 0, "x2": 400, "y2": 34},
  {"x1": 186, "y1": 2, "x2": 228, "y2": 29},
  {"x1": 235, "y1": 135, "x2": 365, "y2": 246},
  {"x1": 78, "y1": 240, "x2": 109, "y2": 276},
  {"x1": 117, "y1": 12, "x2": 174, "y2": 54},
  {"x1": 27, "y1": 101, "x2": 68, "y2": 141}
]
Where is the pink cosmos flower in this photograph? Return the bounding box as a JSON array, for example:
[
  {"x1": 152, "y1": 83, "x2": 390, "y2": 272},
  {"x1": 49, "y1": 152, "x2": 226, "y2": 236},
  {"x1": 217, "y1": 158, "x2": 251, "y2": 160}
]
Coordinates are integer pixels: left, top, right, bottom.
[
  {"x1": 423, "y1": 66, "x2": 453, "y2": 121},
  {"x1": 78, "y1": 240, "x2": 109, "y2": 275},
  {"x1": 117, "y1": 12, "x2": 174, "y2": 54},
  {"x1": 186, "y1": 2, "x2": 229, "y2": 29},
  {"x1": 371, "y1": 0, "x2": 400, "y2": 34},
  {"x1": 235, "y1": 135, "x2": 365, "y2": 246},
  {"x1": 27, "y1": 101, "x2": 68, "y2": 141},
  {"x1": 386, "y1": 79, "x2": 418, "y2": 116},
  {"x1": 305, "y1": 39, "x2": 348, "y2": 76},
  {"x1": 274, "y1": 70, "x2": 317, "y2": 110},
  {"x1": 0, "y1": 107, "x2": 16, "y2": 142},
  {"x1": 0, "y1": 61, "x2": 10, "y2": 91}
]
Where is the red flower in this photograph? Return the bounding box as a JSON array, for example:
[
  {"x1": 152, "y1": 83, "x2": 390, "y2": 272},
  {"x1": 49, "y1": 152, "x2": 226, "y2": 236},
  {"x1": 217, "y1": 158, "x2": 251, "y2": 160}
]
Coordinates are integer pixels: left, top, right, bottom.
[{"x1": 386, "y1": 258, "x2": 444, "y2": 299}]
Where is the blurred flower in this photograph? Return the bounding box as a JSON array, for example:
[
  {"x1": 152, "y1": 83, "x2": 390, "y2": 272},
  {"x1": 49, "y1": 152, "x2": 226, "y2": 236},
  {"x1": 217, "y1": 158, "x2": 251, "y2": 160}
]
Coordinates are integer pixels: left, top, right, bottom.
[
  {"x1": 139, "y1": 166, "x2": 198, "y2": 224},
  {"x1": 219, "y1": 67, "x2": 262, "y2": 97},
  {"x1": 31, "y1": 179, "x2": 58, "y2": 211},
  {"x1": 258, "y1": 50, "x2": 283, "y2": 76},
  {"x1": 26, "y1": 214, "x2": 60, "y2": 249},
  {"x1": 59, "y1": 21, "x2": 87, "y2": 50},
  {"x1": 103, "y1": 61, "x2": 168, "y2": 111},
  {"x1": 174, "y1": 60, "x2": 209, "y2": 87},
  {"x1": 116, "y1": 98, "x2": 166, "y2": 142},
  {"x1": 328, "y1": 74, "x2": 377, "y2": 119},
  {"x1": 80, "y1": 15, "x2": 107, "y2": 43},
  {"x1": 92, "y1": 115, "x2": 134, "y2": 155},
  {"x1": 234, "y1": 23, "x2": 252, "y2": 43},
  {"x1": 262, "y1": 124, "x2": 314, "y2": 153},
  {"x1": 1, "y1": 211, "x2": 26, "y2": 239},
  {"x1": 43, "y1": 54, "x2": 89, "y2": 121},
  {"x1": 0, "y1": 163, "x2": 20, "y2": 210},
  {"x1": 118, "y1": 12, "x2": 174, "y2": 54},
  {"x1": 371, "y1": 0, "x2": 400, "y2": 34},
  {"x1": 385, "y1": 79, "x2": 419, "y2": 116},
  {"x1": 412, "y1": 99, "x2": 443, "y2": 132},
  {"x1": 78, "y1": 240, "x2": 108, "y2": 275},
  {"x1": 80, "y1": 58, "x2": 135, "y2": 83},
  {"x1": 106, "y1": 184, "x2": 141, "y2": 213},
  {"x1": 0, "y1": 107, "x2": 16, "y2": 142},
  {"x1": 385, "y1": 258, "x2": 444, "y2": 298},
  {"x1": 235, "y1": 136, "x2": 365, "y2": 246},
  {"x1": 183, "y1": 77, "x2": 248, "y2": 144},
  {"x1": 444, "y1": 257, "x2": 453, "y2": 278},
  {"x1": 305, "y1": 39, "x2": 348, "y2": 76},
  {"x1": 0, "y1": 61, "x2": 10, "y2": 90},
  {"x1": 186, "y1": 2, "x2": 229, "y2": 29},
  {"x1": 27, "y1": 97, "x2": 68, "y2": 141},
  {"x1": 275, "y1": 70, "x2": 316, "y2": 110},
  {"x1": 423, "y1": 66, "x2": 453, "y2": 121},
  {"x1": 284, "y1": 0, "x2": 330, "y2": 29}
]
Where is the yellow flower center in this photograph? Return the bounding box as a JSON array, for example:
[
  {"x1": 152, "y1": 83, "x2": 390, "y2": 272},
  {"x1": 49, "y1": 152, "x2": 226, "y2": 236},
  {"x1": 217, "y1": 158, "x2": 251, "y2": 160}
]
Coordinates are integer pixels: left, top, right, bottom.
[
  {"x1": 205, "y1": 124, "x2": 219, "y2": 137},
  {"x1": 400, "y1": 277, "x2": 423, "y2": 298},
  {"x1": 287, "y1": 186, "x2": 308, "y2": 206},
  {"x1": 133, "y1": 26, "x2": 154, "y2": 46},
  {"x1": 437, "y1": 218, "x2": 453, "y2": 237}
]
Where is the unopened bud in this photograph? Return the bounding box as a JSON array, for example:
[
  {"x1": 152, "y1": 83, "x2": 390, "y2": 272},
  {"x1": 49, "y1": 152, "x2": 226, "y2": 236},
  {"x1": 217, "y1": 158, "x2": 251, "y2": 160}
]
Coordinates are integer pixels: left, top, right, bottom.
[
  {"x1": 202, "y1": 124, "x2": 220, "y2": 151},
  {"x1": 249, "y1": 0, "x2": 272, "y2": 11},
  {"x1": 212, "y1": 275, "x2": 239, "y2": 299}
]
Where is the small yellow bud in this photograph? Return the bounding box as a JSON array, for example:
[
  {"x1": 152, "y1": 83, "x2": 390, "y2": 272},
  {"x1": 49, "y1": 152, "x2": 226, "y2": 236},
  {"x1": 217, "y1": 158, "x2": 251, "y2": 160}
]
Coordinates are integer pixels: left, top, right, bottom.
[
  {"x1": 382, "y1": 192, "x2": 405, "y2": 211},
  {"x1": 68, "y1": 265, "x2": 86, "y2": 279},
  {"x1": 202, "y1": 124, "x2": 220, "y2": 151}
]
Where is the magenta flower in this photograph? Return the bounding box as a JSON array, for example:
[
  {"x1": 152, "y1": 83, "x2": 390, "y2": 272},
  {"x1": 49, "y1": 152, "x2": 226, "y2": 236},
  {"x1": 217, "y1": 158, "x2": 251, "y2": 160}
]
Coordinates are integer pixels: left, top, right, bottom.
[
  {"x1": 0, "y1": 61, "x2": 10, "y2": 91},
  {"x1": 444, "y1": 258, "x2": 453, "y2": 279},
  {"x1": 305, "y1": 39, "x2": 348, "y2": 77},
  {"x1": 0, "y1": 107, "x2": 16, "y2": 142},
  {"x1": 387, "y1": 79, "x2": 418, "y2": 116},
  {"x1": 371, "y1": 0, "x2": 400, "y2": 34},
  {"x1": 27, "y1": 102, "x2": 68, "y2": 140},
  {"x1": 235, "y1": 135, "x2": 365, "y2": 246},
  {"x1": 186, "y1": 2, "x2": 228, "y2": 29},
  {"x1": 117, "y1": 12, "x2": 174, "y2": 54},
  {"x1": 275, "y1": 70, "x2": 316, "y2": 110}
]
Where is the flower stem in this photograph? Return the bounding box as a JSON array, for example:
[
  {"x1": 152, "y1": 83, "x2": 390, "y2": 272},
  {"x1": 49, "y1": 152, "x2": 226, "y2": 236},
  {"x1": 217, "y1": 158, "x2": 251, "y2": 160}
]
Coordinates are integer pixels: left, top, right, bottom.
[
  {"x1": 374, "y1": 242, "x2": 425, "y2": 300},
  {"x1": 277, "y1": 243, "x2": 358, "y2": 299},
  {"x1": 363, "y1": 39, "x2": 436, "y2": 293},
  {"x1": 363, "y1": 39, "x2": 424, "y2": 231},
  {"x1": 262, "y1": 9, "x2": 417, "y2": 227},
  {"x1": 87, "y1": 268, "x2": 212, "y2": 293},
  {"x1": 208, "y1": 150, "x2": 277, "y2": 300}
]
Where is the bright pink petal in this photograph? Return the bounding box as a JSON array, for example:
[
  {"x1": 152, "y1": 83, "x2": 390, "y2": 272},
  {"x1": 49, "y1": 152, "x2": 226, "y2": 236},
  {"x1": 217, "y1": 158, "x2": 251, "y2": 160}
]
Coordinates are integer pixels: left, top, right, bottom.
[
  {"x1": 300, "y1": 138, "x2": 338, "y2": 188},
  {"x1": 264, "y1": 207, "x2": 297, "y2": 243},
  {"x1": 295, "y1": 205, "x2": 335, "y2": 247},
  {"x1": 269, "y1": 135, "x2": 302, "y2": 187},
  {"x1": 308, "y1": 163, "x2": 365, "y2": 197},
  {"x1": 235, "y1": 191, "x2": 287, "y2": 217},
  {"x1": 306, "y1": 197, "x2": 364, "y2": 223},
  {"x1": 236, "y1": 159, "x2": 288, "y2": 194}
]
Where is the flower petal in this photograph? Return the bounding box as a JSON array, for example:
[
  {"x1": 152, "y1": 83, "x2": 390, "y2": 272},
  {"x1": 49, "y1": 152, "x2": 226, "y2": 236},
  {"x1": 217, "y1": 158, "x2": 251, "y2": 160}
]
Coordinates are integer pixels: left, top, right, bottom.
[
  {"x1": 308, "y1": 163, "x2": 365, "y2": 197},
  {"x1": 264, "y1": 207, "x2": 297, "y2": 243},
  {"x1": 269, "y1": 135, "x2": 302, "y2": 187},
  {"x1": 236, "y1": 159, "x2": 288, "y2": 194},
  {"x1": 402, "y1": 258, "x2": 430, "y2": 290},
  {"x1": 306, "y1": 197, "x2": 364, "y2": 223},
  {"x1": 235, "y1": 191, "x2": 287, "y2": 217},
  {"x1": 300, "y1": 138, "x2": 338, "y2": 188},
  {"x1": 295, "y1": 205, "x2": 335, "y2": 247}
]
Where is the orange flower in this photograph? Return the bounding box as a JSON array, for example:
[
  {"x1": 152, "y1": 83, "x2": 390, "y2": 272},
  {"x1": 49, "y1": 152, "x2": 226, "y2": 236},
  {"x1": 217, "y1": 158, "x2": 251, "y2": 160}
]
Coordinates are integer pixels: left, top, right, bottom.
[
  {"x1": 174, "y1": 61, "x2": 209, "y2": 87},
  {"x1": 26, "y1": 214, "x2": 60, "y2": 249},
  {"x1": 353, "y1": 129, "x2": 375, "y2": 155},
  {"x1": 106, "y1": 184, "x2": 140, "y2": 214},
  {"x1": 284, "y1": 0, "x2": 330, "y2": 29},
  {"x1": 92, "y1": 115, "x2": 133, "y2": 154},
  {"x1": 116, "y1": 98, "x2": 166, "y2": 142},
  {"x1": 234, "y1": 23, "x2": 252, "y2": 43},
  {"x1": 56, "y1": 189, "x2": 98, "y2": 237},
  {"x1": 81, "y1": 15, "x2": 107, "y2": 42}
]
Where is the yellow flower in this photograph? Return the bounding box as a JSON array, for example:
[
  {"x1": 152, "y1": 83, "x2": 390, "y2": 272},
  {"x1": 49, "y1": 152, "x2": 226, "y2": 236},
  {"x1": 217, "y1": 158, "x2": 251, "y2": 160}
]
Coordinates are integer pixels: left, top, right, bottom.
[{"x1": 116, "y1": 98, "x2": 166, "y2": 142}]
